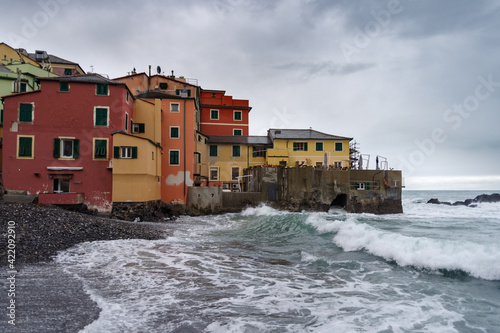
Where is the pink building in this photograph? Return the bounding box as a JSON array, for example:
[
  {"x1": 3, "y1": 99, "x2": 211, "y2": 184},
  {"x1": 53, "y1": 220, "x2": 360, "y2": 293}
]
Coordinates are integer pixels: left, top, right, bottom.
[{"x1": 1, "y1": 74, "x2": 133, "y2": 212}]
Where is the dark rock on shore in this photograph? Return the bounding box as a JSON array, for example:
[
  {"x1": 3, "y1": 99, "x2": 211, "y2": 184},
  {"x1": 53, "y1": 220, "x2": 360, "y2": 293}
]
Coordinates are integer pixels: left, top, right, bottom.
[
  {"x1": 427, "y1": 193, "x2": 500, "y2": 207},
  {"x1": 0, "y1": 202, "x2": 168, "y2": 266}
]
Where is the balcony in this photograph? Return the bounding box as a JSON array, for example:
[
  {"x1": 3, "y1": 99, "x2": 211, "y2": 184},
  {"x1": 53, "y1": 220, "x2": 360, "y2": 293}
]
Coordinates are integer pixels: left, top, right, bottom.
[{"x1": 38, "y1": 193, "x2": 85, "y2": 205}]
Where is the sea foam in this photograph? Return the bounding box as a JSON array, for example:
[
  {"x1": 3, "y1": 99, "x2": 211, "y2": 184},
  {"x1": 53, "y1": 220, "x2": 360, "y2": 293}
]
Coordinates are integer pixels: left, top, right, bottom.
[{"x1": 306, "y1": 214, "x2": 500, "y2": 280}]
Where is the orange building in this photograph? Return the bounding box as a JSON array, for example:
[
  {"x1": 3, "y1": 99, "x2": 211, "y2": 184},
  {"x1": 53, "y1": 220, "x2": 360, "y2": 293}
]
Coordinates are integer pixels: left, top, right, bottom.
[{"x1": 200, "y1": 89, "x2": 251, "y2": 136}]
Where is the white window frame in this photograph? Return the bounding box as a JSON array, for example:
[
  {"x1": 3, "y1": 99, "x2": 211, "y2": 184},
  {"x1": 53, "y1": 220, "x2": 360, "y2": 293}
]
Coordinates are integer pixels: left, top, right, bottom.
[
  {"x1": 170, "y1": 103, "x2": 180, "y2": 112},
  {"x1": 121, "y1": 146, "x2": 132, "y2": 159},
  {"x1": 233, "y1": 129, "x2": 242, "y2": 136},
  {"x1": 209, "y1": 167, "x2": 219, "y2": 181},
  {"x1": 53, "y1": 178, "x2": 70, "y2": 193},
  {"x1": 94, "y1": 106, "x2": 110, "y2": 127},
  {"x1": 233, "y1": 110, "x2": 242, "y2": 121},
  {"x1": 210, "y1": 109, "x2": 219, "y2": 120},
  {"x1": 61, "y1": 139, "x2": 75, "y2": 158},
  {"x1": 231, "y1": 166, "x2": 240, "y2": 181},
  {"x1": 170, "y1": 126, "x2": 180, "y2": 138},
  {"x1": 169, "y1": 149, "x2": 180, "y2": 165}
]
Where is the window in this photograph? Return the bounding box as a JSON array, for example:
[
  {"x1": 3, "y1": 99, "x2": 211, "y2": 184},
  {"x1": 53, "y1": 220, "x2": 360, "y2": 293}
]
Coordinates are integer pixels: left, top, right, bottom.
[
  {"x1": 159, "y1": 82, "x2": 168, "y2": 89},
  {"x1": 1, "y1": 108, "x2": 3, "y2": 124},
  {"x1": 335, "y1": 142, "x2": 343, "y2": 151},
  {"x1": 124, "y1": 113, "x2": 129, "y2": 131},
  {"x1": 54, "y1": 138, "x2": 79, "y2": 159},
  {"x1": 210, "y1": 109, "x2": 219, "y2": 120},
  {"x1": 53, "y1": 178, "x2": 70, "y2": 193},
  {"x1": 233, "y1": 129, "x2": 242, "y2": 136},
  {"x1": 176, "y1": 89, "x2": 191, "y2": 97},
  {"x1": 170, "y1": 126, "x2": 180, "y2": 138},
  {"x1": 170, "y1": 103, "x2": 179, "y2": 112},
  {"x1": 231, "y1": 167, "x2": 240, "y2": 181},
  {"x1": 17, "y1": 136, "x2": 33, "y2": 158},
  {"x1": 169, "y1": 150, "x2": 180, "y2": 165},
  {"x1": 113, "y1": 146, "x2": 137, "y2": 159},
  {"x1": 232, "y1": 145, "x2": 240, "y2": 157},
  {"x1": 126, "y1": 91, "x2": 129, "y2": 103},
  {"x1": 59, "y1": 82, "x2": 69, "y2": 92},
  {"x1": 316, "y1": 162, "x2": 323, "y2": 168},
  {"x1": 19, "y1": 103, "x2": 33, "y2": 123},
  {"x1": 132, "y1": 123, "x2": 145, "y2": 133},
  {"x1": 293, "y1": 142, "x2": 308, "y2": 151},
  {"x1": 94, "y1": 139, "x2": 108, "y2": 159},
  {"x1": 252, "y1": 146, "x2": 266, "y2": 157},
  {"x1": 64, "y1": 68, "x2": 72, "y2": 75},
  {"x1": 209, "y1": 167, "x2": 219, "y2": 181},
  {"x1": 94, "y1": 107, "x2": 108, "y2": 127},
  {"x1": 316, "y1": 142, "x2": 323, "y2": 151},
  {"x1": 96, "y1": 84, "x2": 108, "y2": 96},
  {"x1": 234, "y1": 111, "x2": 242, "y2": 121},
  {"x1": 20, "y1": 82, "x2": 27, "y2": 92},
  {"x1": 209, "y1": 145, "x2": 217, "y2": 157}
]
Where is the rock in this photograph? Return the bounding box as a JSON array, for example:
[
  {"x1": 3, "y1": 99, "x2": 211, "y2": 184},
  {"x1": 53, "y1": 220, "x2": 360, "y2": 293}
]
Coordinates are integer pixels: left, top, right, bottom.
[
  {"x1": 427, "y1": 193, "x2": 500, "y2": 208},
  {"x1": 0, "y1": 202, "x2": 168, "y2": 265},
  {"x1": 473, "y1": 193, "x2": 500, "y2": 203}
]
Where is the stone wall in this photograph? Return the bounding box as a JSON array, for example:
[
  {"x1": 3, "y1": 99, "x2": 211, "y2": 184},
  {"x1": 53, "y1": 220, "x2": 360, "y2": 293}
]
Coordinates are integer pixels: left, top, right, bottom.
[{"x1": 246, "y1": 167, "x2": 403, "y2": 214}]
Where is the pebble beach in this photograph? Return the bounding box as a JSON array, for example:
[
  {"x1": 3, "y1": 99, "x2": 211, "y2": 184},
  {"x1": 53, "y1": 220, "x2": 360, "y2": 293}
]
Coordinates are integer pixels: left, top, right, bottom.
[{"x1": 0, "y1": 202, "x2": 169, "y2": 332}]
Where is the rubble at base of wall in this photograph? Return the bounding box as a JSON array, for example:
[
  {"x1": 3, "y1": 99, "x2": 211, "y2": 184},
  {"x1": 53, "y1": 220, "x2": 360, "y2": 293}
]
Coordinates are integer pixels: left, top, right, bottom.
[{"x1": 111, "y1": 201, "x2": 179, "y2": 222}]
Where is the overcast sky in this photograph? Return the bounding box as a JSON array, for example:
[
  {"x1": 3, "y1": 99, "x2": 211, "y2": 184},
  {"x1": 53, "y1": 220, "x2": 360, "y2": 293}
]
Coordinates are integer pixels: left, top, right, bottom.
[{"x1": 2, "y1": 0, "x2": 500, "y2": 190}]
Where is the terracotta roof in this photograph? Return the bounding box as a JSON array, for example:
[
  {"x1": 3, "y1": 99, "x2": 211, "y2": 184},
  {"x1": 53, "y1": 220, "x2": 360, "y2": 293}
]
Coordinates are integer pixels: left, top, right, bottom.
[{"x1": 268, "y1": 128, "x2": 352, "y2": 141}]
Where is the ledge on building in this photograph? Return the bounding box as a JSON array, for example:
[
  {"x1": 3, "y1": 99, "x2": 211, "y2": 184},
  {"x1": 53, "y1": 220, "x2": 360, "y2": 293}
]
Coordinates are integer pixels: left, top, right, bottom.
[{"x1": 38, "y1": 193, "x2": 85, "y2": 205}]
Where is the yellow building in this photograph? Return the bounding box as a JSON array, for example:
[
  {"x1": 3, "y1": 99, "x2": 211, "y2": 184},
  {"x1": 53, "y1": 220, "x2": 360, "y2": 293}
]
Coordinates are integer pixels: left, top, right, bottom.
[
  {"x1": 207, "y1": 128, "x2": 352, "y2": 190},
  {"x1": 111, "y1": 98, "x2": 162, "y2": 202},
  {"x1": 207, "y1": 136, "x2": 272, "y2": 190},
  {"x1": 266, "y1": 129, "x2": 352, "y2": 168}
]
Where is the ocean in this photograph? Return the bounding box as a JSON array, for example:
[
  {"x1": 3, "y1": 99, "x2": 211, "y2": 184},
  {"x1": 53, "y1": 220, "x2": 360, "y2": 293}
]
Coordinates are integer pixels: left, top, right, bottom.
[{"x1": 55, "y1": 190, "x2": 500, "y2": 333}]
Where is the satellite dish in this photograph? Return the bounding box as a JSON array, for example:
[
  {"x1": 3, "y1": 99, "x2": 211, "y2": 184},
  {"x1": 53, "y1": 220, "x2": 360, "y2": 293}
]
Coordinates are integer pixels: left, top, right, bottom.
[{"x1": 157, "y1": 66, "x2": 161, "y2": 74}]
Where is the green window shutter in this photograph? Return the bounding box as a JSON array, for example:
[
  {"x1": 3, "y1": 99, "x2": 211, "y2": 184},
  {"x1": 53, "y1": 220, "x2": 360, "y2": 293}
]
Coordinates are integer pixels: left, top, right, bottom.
[
  {"x1": 252, "y1": 146, "x2": 257, "y2": 157},
  {"x1": 304, "y1": 142, "x2": 308, "y2": 151},
  {"x1": 138, "y1": 123, "x2": 145, "y2": 133},
  {"x1": 170, "y1": 151, "x2": 179, "y2": 164},
  {"x1": 60, "y1": 82, "x2": 69, "y2": 92},
  {"x1": 232, "y1": 145, "x2": 240, "y2": 157},
  {"x1": 94, "y1": 140, "x2": 107, "y2": 159},
  {"x1": 53, "y1": 138, "x2": 60, "y2": 158},
  {"x1": 125, "y1": 114, "x2": 129, "y2": 131},
  {"x1": 335, "y1": 142, "x2": 343, "y2": 151},
  {"x1": 19, "y1": 104, "x2": 33, "y2": 122},
  {"x1": 64, "y1": 68, "x2": 72, "y2": 75},
  {"x1": 132, "y1": 146, "x2": 138, "y2": 159},
  {"x1": 73, "y1": 139, "x2": 79, "y2": 159},
  {"x1": 209, "y1": 145, "x2": 217, "y2": 157},
  {"x1": 96, "y1": 84, "x2": 108, "y2": 95},
  {"x1": 316, "y1": 142, "x2": 323, "y2": 151},
  {"x1": 234, "y1": 111, "x2": 242, "y2": 120},
  {"x1": 19, "y1": 137, "x2": 32, "y2": 157},
  {"x1": 293, "y1": 142, "x2": 298, "y2": 151},
  {"x1": 171, "y1": 127, "x2": 179, "y2": 138},
  {"x1": 366, "y1": 182, "x2": 370, "y2": 190},
  {"x1": 113, "y1": 146, "x2": 120, "y2": 159},
  {"x1": 20, "y1": 83, "x2": 27, "y2": 92},
  {"x1": 95, "y1": 108, "x2": 108, "y2": 126}
]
